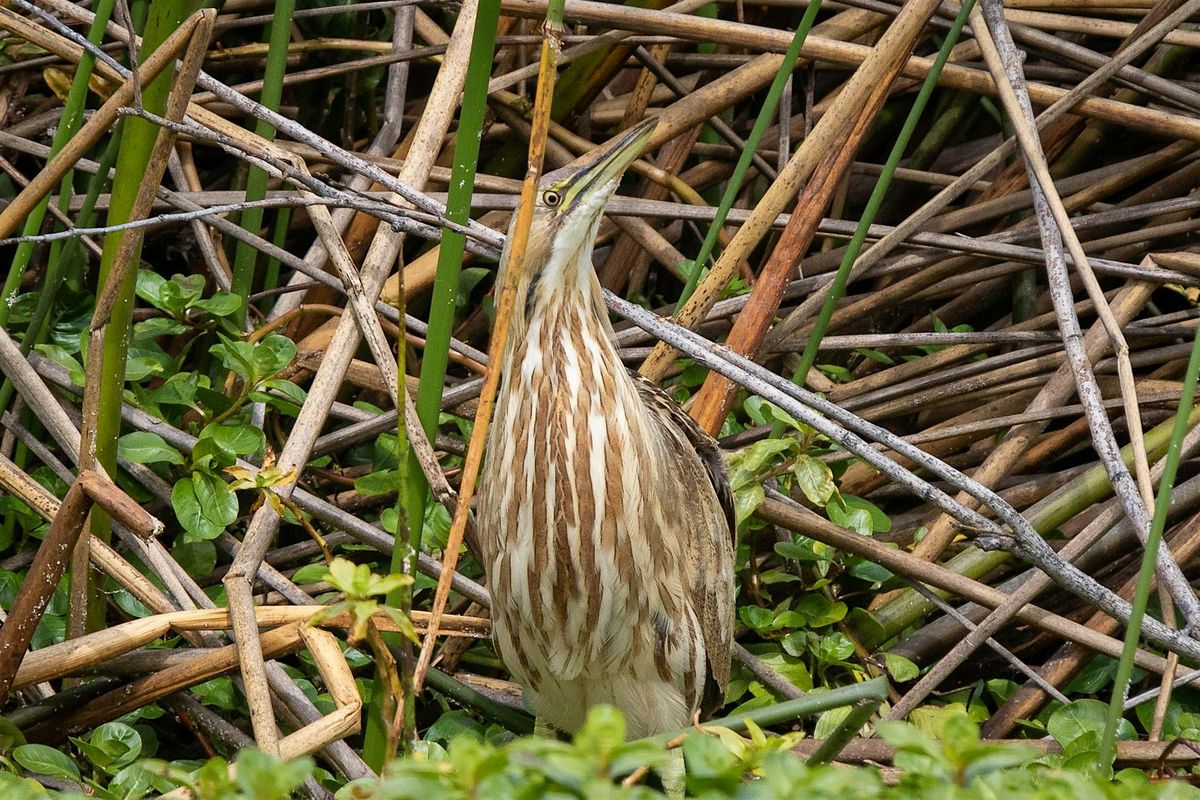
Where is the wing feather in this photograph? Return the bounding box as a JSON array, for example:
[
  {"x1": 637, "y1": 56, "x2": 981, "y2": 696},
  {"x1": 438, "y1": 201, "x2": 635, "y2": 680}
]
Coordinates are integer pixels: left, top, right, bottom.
[{"x1": 630, "y1": 372, "x2": 736, "y2": 718}]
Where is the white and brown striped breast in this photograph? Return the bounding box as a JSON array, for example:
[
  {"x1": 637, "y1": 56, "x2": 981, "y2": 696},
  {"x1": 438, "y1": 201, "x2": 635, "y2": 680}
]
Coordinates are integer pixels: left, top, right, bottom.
[{"x1": 476, "y1": 287, "x2": 735, "y2": 738}]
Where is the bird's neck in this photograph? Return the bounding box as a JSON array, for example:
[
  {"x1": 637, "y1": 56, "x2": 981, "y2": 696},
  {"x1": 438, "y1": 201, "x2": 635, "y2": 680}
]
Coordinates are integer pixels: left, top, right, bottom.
[
  {"x1": 500, "y1": 245, "x2": 624, "y2": 387},
  {"x1": 506, "y1": 238, "x2": 614, "y2": 348}
]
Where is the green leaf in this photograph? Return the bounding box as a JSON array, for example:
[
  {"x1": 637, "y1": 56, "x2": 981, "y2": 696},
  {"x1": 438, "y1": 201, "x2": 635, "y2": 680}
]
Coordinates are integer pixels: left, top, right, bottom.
[
  {"x1": 210, "y1": 336, "x2": 256, "y2": 383},
  {"x1": 135, "y1": 269, "x2": 172, "y2": 313},
  {"x1": 743, "y1": 397, "x2": 803, "y2": 431},
  {"x1": 1048, "y1": 699, "x2": 1134, "y2": 749},
  {"x1": 854, "y1": 347, "x2": 893, "y2": 365},
  {"x1": 251, "y1": 378, "x2": 306, "y2": 415},
  {"x1": 108, "y1": 761, "x2": 154, "y2": 799},
  {"x1": 739, "y1": 605, "x2": 774, "y2": 634},
  {"x1": 133, "y1": 317, "x2": 189, "y2": 339},
  {"x1": 796, "y1": 593, "x2": 847, "y2": 627},
  {"x1": 118, "y1": 431, "x2": 183, "y2": 465},
  {"x1": 827, "y1": 494, "x2": 890, "y2": 534},
  {"x1": 252, "y1": 334, "x2": 297, "y2": 379},
  {"x1": 355, "y1": 469, "x2": 402, "y2": 497},
  {"x1": 1064, "y1": 655, "x2": 1117, "y2": 695},
  {"x1": 792, "y1": 455, "x2": 835, "y2": 506},
  {"x1": 812, "y1": 632, "x2": 855, "y2": 663},
  {"x1": 169, "y1": 274, "x2": 206, "y2": 311},
  {"x1": 193, "y1": 677, "x2": 240, "y2": 712},
  {"x1": 574, "y1": 705, "x2": 626, "y2": 760},
  {"x1": 146, "y1": 371, "x2": 202, "y2": 410},
  {"x1": 424, "y1": 709, "x2": 486, "y2": 745},
  {"x1": 193, "y1": 472, "x2": 239, "y2": 529},
  {"x1": 200, "y1": 422, "x2": 265, "y2": 459},
  {"x1": 813, "y1": 706, "x2": 851, "y2": 739},
  {"x1": 827, "y1": 499, "x2": 871, "y2": 535},
  {"x1": 13, "y1": 743, "x2": 81, "y2": 781},
  {"x1": 742, "y1": 647, "x2": 813, "y2": 693},
  {"x1": 292, "y1": 563, "x2": 329, "y2": 585},
  {"x1": 172, "y1": 539, "x2": 217, "y2": 577},
  {"x1": 882, "y1": 653, "x2": 920, "y2": 682},
  {"x1": 35, "y1": 343, "x2": 84, "y2": 387},
  {"x1": 75, "y1": 722, "x2": 141, "y2": 775},
  {"x1": 0, "y1": 771, "x2": 56, "y2": 798},
  {"x1": 234, "y1": 748, "x2": 314, "y2": 799},
  {"x1": 326, "y1": 558, "x2": 366, "y2": 596},
  {"x1": 172, "y1": 473, "x2": 237, "y2": 540},
  {"x1": 733, "y1": 483, "x2": 764, "y2": 526},
  {"x1": 730, "y1": 437, "x2": 793, "y2": 480},
  {"x1": 0, "y1": 716, "x2": 25, "y2": 752},
  {"x1": 192, "y1": 292, "x2": 243, "y2": 318}
]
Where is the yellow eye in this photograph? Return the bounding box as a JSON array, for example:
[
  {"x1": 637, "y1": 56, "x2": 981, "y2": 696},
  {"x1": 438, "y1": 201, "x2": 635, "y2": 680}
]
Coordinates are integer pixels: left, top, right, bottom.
[{"x1": 542, "y1": 190, "x2": 561, "y2": 208}]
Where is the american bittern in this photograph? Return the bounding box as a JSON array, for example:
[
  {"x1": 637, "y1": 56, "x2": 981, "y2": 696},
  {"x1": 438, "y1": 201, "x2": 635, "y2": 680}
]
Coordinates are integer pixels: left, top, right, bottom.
[{"x1": 477, "y1": 117, "x2": 736, "y2": 748}]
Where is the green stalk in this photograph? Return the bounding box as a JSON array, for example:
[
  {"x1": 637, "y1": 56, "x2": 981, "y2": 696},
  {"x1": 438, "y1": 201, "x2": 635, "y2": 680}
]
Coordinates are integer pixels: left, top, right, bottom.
[
  {"x1": 0, "y1": 0, "x2": 116, "y2": 484},
  {"x1": 1098, "y1": 327, "x2": 1200, "y2": 770},
  {"x1": 866, "y1": 402, "x2": 1200, "y2": 646},
  {"x1": 678, "y1": 1, "x2": 821, "y2": 306},
  {"x1": 229, "y1": 0, "x2": 295, "y2": 325},
  {"x1": 391, "y1": 245, "x2": 413, "y2": 758},
  {"x1": 85, "y1": 0, "x2": 193, "y2": 631},
  {"x1": 805, "y1": 698, "x2": 883, "y2": 764},
  {"x1": 362, "y1": 0, "x2": 503, "y2": 770},
  {"x1": 259, "y1": 207, "x2": 292, "y2": 315},
  {"x1": 653, "y1": 676, "x2": 889, "y2": 742},
  {"x1": 0, "y1": 0, "x2": 116, "y2": 335},
  {"x1": 788, "y1": 0, "x2": 975, "y2": 394},
  {"x1": 0, "y1": 132, "x2": 120, "y2": 545},
  {"x1": 423, "y1": 666, "x2": 535, "y2": 734}
]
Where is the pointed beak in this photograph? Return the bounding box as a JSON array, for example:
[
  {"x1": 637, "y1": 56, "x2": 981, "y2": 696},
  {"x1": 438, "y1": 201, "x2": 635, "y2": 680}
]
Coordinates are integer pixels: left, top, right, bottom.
[{"x1": 555, "y1": 117, "x2": 658, "y2": 213}]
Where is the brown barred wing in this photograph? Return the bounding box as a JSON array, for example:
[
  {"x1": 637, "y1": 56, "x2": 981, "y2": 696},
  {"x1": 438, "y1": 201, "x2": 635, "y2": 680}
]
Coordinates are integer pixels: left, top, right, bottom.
[{"x1": 630, "y1": 371, "x2": 736, "y2": 718}]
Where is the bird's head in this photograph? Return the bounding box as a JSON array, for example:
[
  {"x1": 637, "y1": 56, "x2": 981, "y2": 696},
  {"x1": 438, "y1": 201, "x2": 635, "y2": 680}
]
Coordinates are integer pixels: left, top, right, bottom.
[{"x1": 498, "y1": 117, "x2": 658, "y2": 328}]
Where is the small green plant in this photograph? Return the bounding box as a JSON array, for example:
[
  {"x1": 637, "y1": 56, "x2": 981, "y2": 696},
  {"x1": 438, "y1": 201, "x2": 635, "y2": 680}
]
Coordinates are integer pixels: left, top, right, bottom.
[
  {"x1": 310, "y1": 557, "x2": 416, "y2": 645},
  {"x1": 8, "y1": 707, "x2": 1188, "y2": 800}
]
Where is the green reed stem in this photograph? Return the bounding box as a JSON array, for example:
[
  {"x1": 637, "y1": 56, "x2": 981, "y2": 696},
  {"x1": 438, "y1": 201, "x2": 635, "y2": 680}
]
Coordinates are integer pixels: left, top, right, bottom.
[
  {"x1": 0, "y1": 0, "x2": 117, "y2": 425},
  {"x1": 788, "y1": 0, "x2": 975, "y2": 395},
  {"x1": 678, "y1": 0, "x2": 821, "y2": 306},
  {"x1": 1099, "y1": 325, "x2": 1200, "y2": 770},
  {"x1": 362, "y1": 0, "x2": 502, "y2": 770},
  {"x1": 85, "y1": 0, "x2": 193, "y2": 631},
  {"x1": 0, "y1": 0, "x2": 116, "y2": 335},
  {"x1": 229, "y1": 0, "x2": 295, "y2": 325}
]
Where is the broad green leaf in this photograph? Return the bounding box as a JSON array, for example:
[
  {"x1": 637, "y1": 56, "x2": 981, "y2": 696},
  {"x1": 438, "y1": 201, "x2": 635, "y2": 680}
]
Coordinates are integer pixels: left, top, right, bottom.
[
  {"x1": 192, "y1": 292, "x2": 243, "y2": 317},
  {"x1": 200, "y1": 422, "x2": 264, "y2": 459},
  {"x1": 13, "y1": 743, "x2": 80, "y2": 781},
  {"x1": 172, "y1": 474, "x2": 235, "y2": 540},
  {"x1": 792, "y1": 455, "x2": 835, "y2": 506},
  {"x1": 355, "y1": 469, "x2": 402, "y2": 497},
  {"x1": 118, "y1": 431, "x2": 183, "y2": 465},
  {"x1": 882, "y1": 653, "x2": 920, "y2": 682},
  {"x1": 733, "y1": 483, "x2": 764, "y2": 526},
  {"x1": 72, "y1": 722, "x2": 141, "y2": 775},
  {"x1": 35, "y1": 343, "x2": 84, "y2": 387},
  {"x1": 172, "y1": 539, "x2": 217, "y2": 577},
  {"x1": 135, "y1": 269, "x2": 172, "y2": 313},
  {"x1": 210, "y1": 336, "x2": 257, "y2": 383},
  {"x1": 1048, "y1": 699, "x2": 1134, "y2": 749},
  {"x1": 133, "y1": 317, "x2": 189, "y2": 339},
  {"x1": 234, "y1": 748, "x2": 313, "y2": 799},
  {"x1": 252, "y1": 334, "x2": 297, "y2": 379},
  {"x1": 193, "y1": 472, "x2": 239, "y2": 530},
  {"x1": 796, "y1": 593, "x2": 847, "y2": 627}
]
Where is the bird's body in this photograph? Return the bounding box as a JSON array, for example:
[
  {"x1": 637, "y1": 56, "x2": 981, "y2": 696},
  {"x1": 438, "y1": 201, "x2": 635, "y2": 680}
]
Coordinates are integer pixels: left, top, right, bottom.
[{"x1": 476, "y1": 119, "x2": 735, "y2": 740}]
